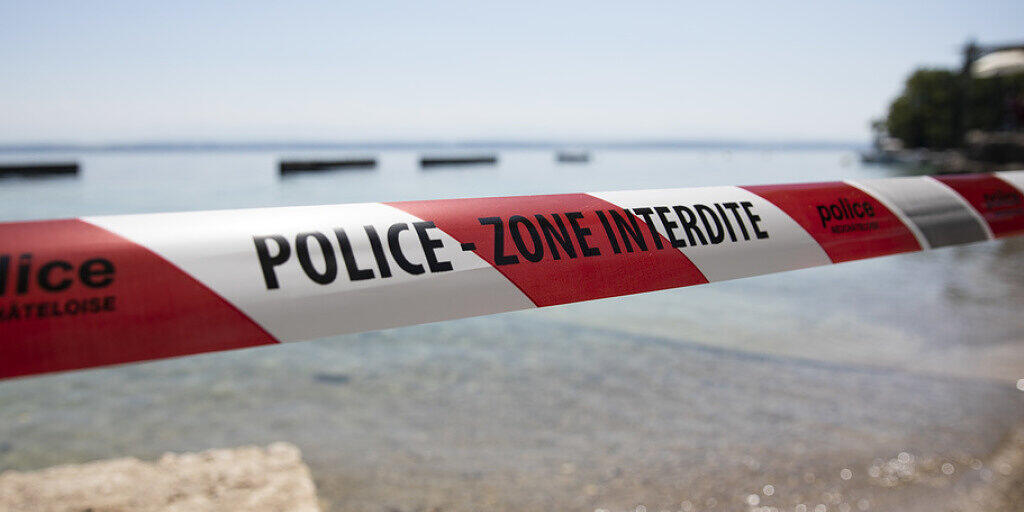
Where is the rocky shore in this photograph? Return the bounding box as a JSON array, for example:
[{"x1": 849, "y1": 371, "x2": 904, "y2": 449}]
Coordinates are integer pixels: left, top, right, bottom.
[
  {"x1": 0, "y1": 443, "x2": 320, "y2": 512},
  {"x1": 864, "y1": 131, "x2": 1024, "y2": 174}
]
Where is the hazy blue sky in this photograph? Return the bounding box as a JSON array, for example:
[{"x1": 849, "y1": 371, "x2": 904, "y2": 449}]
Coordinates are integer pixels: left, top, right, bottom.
[{"x1": 1, "y1": 1, "x2": 1021, "y2": 143}]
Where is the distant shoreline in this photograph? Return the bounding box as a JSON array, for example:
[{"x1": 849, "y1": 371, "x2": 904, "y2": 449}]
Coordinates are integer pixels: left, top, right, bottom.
[{"x1": 0, "y1": 139, "x2": 864, "y2": 153}]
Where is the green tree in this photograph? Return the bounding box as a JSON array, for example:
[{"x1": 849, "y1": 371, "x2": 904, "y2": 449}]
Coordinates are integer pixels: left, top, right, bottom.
[
  {"x1": 886, "y1": 69, "x2": 961, "y2": 149},
  {"x1": 964, "y1": 74, "x2": 1024, "y2": 131},
  {"x1": 886, "y1": 67, "x2": 1024, "y2": 149}
]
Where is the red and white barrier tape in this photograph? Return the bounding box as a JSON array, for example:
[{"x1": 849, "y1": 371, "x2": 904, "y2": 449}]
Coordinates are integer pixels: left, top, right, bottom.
[{"x1": 2, "y1": 171, "x2": 1023, "y2": 379}]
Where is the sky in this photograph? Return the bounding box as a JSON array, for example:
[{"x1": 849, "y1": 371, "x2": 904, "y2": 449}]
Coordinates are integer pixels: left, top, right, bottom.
[{"x1": 0, "y1": 1, "x2": 1021, "y2": 144}]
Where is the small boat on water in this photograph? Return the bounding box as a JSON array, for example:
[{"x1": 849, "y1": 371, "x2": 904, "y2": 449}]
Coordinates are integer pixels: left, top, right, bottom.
[
  {"x1": 279, "y1": 158, "x2": 376, "y2": 175},
  {"x1": 420, "y1": 154, "x2": 498, "y2": 168},
  {"x1": 556, "y1": 150, "x2": 590, "y2": 163},
  {"x1": 0, "y1": 162, "x2": 78, "y2": 178},
  {"x1": 858, "y1": 136, "x2": 928, "y2": 166}
]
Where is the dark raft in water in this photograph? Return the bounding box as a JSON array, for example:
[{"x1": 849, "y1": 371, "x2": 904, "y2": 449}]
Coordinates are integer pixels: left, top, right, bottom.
[
  {"x1": 279, "y1": 159, "x2": 377, "y2": 175},
  {"x1": 556, "y1": 151, "x2": 590, "y2": 163},
  {"x1": 0, "y1": 162, "x2": 78, "y2": 178},
  {"x1": 420, "y1": 155, "x2": 498, "y2": 168}
]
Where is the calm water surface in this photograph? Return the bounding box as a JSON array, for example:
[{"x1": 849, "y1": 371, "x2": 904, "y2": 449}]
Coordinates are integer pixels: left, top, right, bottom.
[{"x1": 1, "y1": 149, "x2": 1022, "y2": 511}]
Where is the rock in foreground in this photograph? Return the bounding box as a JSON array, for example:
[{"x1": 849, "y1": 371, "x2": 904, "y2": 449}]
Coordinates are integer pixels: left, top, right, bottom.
[{"x1": 0, "y1": 443, "x2": 320, "y2": 512}]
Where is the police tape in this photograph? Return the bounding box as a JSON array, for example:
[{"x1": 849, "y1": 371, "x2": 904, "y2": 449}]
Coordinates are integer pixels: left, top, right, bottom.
[{"x1": 2, "y1": 171, "x2": 1024, "y2": 379}]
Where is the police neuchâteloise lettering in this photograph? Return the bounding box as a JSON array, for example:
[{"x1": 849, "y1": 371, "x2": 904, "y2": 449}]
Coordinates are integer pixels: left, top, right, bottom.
[{"x1": 0, "y1": 253, "x2": 117, "y2": 322}]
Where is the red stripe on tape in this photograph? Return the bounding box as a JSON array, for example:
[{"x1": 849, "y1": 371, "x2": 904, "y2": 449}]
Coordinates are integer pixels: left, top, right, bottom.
[
  {"x1": 0, "y1": 219, "x2": 276, "y2": 378},
  {"x1": 934, "y1": 174, "x2": 1024, "y2": 237},
  {"x1": 389, "y1": 194, "x2": 708, "y2": 307},
  {"x1": 742, "y1": 182, "x2": 921, "y2": 262}
]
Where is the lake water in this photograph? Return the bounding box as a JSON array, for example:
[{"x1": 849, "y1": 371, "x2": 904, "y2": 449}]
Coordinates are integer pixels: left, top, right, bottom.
[{"x1": 1, "y1": 148, "x2": 1022, "y2": 511}]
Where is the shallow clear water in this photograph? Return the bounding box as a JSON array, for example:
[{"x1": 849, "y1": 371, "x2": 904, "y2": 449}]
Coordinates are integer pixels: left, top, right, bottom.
[{"x1": 1, "y1": 149, "x2": 1022, "y2": 511}]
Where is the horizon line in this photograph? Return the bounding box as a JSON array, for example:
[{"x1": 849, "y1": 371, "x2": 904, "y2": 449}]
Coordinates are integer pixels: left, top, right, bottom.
[{"x1": 0, "y1": 137, "x2": 865, "y2": 153}]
